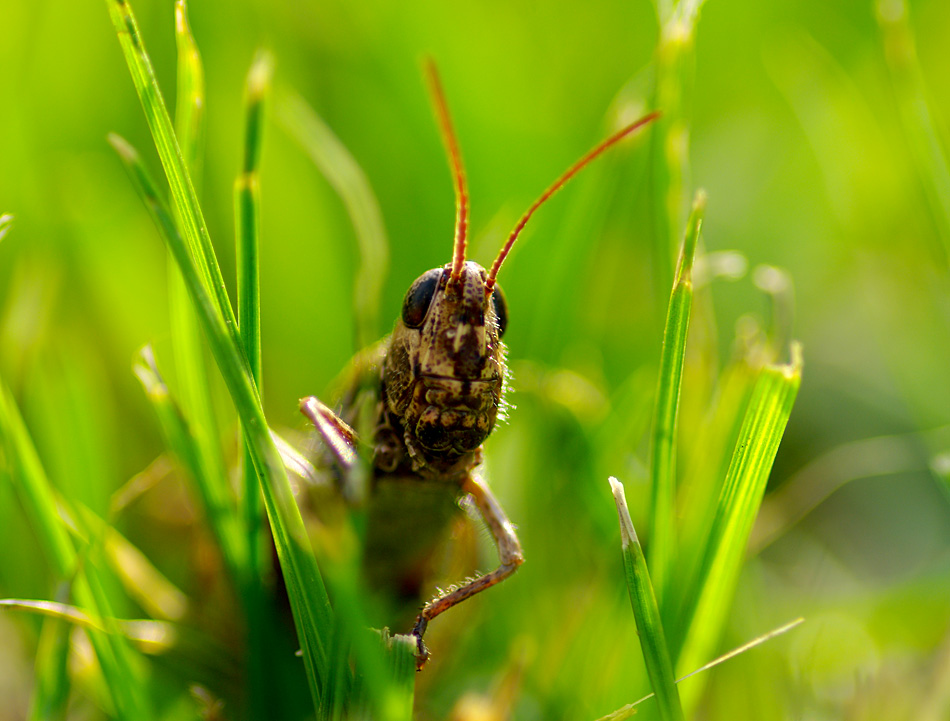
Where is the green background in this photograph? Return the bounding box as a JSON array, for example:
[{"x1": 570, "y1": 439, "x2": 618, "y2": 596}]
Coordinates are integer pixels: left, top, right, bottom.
[{"x1": 2, "y1": 0, "x2": 949, "y2": 719}]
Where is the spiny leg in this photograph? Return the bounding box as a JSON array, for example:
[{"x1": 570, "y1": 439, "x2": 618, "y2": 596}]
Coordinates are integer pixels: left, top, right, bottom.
[{"x1": 412, "y1": 471, "x2": 524, "y2": 665}]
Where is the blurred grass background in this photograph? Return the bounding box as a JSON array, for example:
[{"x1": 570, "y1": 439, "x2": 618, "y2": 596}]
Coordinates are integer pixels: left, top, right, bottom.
[{"x1": 2, "y1": 0, "x2": 950, "y2": 719}]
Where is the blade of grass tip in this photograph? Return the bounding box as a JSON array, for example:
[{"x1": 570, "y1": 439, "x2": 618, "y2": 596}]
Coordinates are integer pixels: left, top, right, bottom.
[
  {"x1": 609, "y1": 477, "x2": 684, "y2": 721},
  {"x1": 235, "y1": 48, "x2": 273, "y2": 721},
  {"x1": 0, "y1": 213, "x2": 13, "y2": 241},
  {"x1": 648, "y1": 191, "x2": 705, "y2": 608},
  {"x1": 0, "y1": 376, "x2": 150, "y2": 720},
  {"x1": 676, "y1": 345, "x2": 803, "y2": 697},
  {"x1": 105, "y1": 0, "x2": 238, "y2": 341},
  {"x1": 278, "y1": 90, "x2": 389, "y2": 350},
  {"x1": 876, "y1": 0, "x2": 950, "y2": 260},
  {"x1": 133, "y1": 345, "x2": 246, "y2": 579},
  {"x1": 108, "y1": 131, "x2": 333, "y2": 710}
]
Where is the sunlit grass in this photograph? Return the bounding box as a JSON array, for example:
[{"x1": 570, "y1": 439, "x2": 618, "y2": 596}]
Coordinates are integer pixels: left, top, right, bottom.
[{"x1": 1, "y1": 0, "x2": 948, "y2": 719}]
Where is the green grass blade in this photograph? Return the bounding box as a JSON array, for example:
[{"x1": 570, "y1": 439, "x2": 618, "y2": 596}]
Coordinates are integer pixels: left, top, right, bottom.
[
  {"x1": 235, "y1": 48, "x2": 273, "y2": 721},
  {"x1": 29, "y1": 606, "x2": 71, "y2": 721},
  {"x1": 0, "y1": 376, "x2": 150, "y2": 720},
  {"x1": 174, "y1": 0, "x2": 204, "y2": 181},
  {"x1": 676, "y1": 345, "x2": 803, "y2": 685},
  {"x1": 236, "y1": 50, "x2": 271, "y2": 390},
  {"x1": 649, "y1": 3, "x2": 705, "y2": 304},
  {"x1": 105, "y1": 0, "x2": 237, "y2": 336},
  {"x1": 168, "y1": 0, "x2": 233, "y2": 590},
  {"x1": 877, "y1": 0, "x2": 950, "y2": 260},
  {"x1": 610, "y1": 477, "x2": 684, "y2": 721},
  {"x1": 133, "y1": 346, "x2": 246, "y2": 577},
  {"x1": 107, "y1": 131, "x2": 333, "y2": 709},
  {"x1": 279, "y1": 90, "x2": 389, "y2": 349},
  {"x1": 648, "y1": 191, "x2": 704, "y2": 605}
]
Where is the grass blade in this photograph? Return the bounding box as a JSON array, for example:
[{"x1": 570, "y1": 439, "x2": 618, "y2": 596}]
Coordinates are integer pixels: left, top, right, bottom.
[
  {"x1": 279, "y1": 90, "x2": 389, "y2": 349},
  {"x1": 0, "y1": 376, "x2": 150, "y2": 720},
  {"x1": 610, "y1": 477, "x2": 684, "y2": 721},
  {"x1": 167, "y1": 0, "x2": 234, "y2": 594},
  {"x1": 133, "y1": 346, "x2": 245, "y2": 578},
  {"x1": 106, "y1": 130, "x2": 333, "y2": 709},
  {"x1": 648, "y1": 191, "x2": 705, "y2": 605},
  {"x1": 105, "y1": 0, "x2": 237, "y2": 334},
  {"x1": 676, "y1": 345, "x2": 803, "y2": 686},
  {"x1": 235, "y1": 48, "x2": 273, "y2": 721},
  {"x1": 877, "y1": 0, "x2": 950, "y2": 260}
]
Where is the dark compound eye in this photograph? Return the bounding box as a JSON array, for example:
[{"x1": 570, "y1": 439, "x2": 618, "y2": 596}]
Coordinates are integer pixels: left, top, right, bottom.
[
  {"x1": 401, "y1": 268, "x2": 442, "y2": 328},
  {"x1": 490, "y1": 284, "x2": 508, "y2": 338}
]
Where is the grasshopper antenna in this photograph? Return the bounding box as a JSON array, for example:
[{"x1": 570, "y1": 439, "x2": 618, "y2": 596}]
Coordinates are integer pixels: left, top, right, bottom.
[
  {"x1": 424, "y1": 59, "x2": 469, "y2": 284},
  {"x1": 485, "y1": 110, "x2": 661, "y2": 294}
]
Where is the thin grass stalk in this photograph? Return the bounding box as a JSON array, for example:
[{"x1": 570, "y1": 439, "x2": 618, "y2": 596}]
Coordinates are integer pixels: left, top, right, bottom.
[
  {"x1": 648, "y1": 1, "x2": 705, "y2": 308},
  {"x1": 133, "y1": 347, "x2": 245, "y2": 577},
  {"x1": 648, "y1": 192, "x2": 704, "y2": 606},
  {"x1": 0, "y1": 376, "x2": 149, "y2": 720},
  {"x1": 168, "y1": 0, "x2": 237, "y2": 572},
  {"x1": 676, "y1": 346, "x2": 802, "y2": 698},
  {"x1": 278, "y1": 91, "x2": 389, "y2": 350},
  {"x1": 610, "y1": 477, "x2": 684, "y2": 721},
  {"x1": 107, "y1": 132, "x2": 333, "y2": 710},
  {"x1": 877, "y1": 0, "x2": 950, "y2": 262},
  {"x1": 235, "y1": 48, "x2": 273, "y2": 721}
]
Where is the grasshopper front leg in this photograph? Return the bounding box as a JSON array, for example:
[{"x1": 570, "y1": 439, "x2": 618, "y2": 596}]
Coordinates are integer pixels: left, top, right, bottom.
[{"x1": 411, "y1": 471, "x2": 524, "y2": 665}]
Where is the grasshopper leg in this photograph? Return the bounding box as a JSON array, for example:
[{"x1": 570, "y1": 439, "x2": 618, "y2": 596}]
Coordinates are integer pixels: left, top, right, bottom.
[{"x1": 412, "y1": 471, "x2": 524, "y2": 666}]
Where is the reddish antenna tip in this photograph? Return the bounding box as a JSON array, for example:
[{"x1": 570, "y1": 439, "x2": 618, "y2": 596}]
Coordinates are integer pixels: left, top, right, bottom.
[
  {"x1": 484, "y1": 110, "x2": 661, "y2": 293},
  {"x1": 424, "y1": 59, "x2": 469, "y2": 283}
]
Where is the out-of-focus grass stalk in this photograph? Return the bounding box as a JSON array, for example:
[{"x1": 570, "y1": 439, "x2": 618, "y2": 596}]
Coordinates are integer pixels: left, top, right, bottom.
[
  {"x1": 648, "y1": 191, "x2": 704, "y2": 606},
  {"x1": 675, "y1": 346, "x2": 803, "y2": 701},
  {"x1": 0, "y1": 377, "x2": 149, "y2": 720},
  {"x1": 876, "y1": 0, "x2": 950, "y2": 261},
  {"x1": 610, "y1": 477, "x2": 684, "y2": 721},
  {"x1": 278, "y1": 91, "x2": 389, "y2": 350},
  {"x1": 168, "y1": 0, "x2": 236, "y2": 571},
  {"x1": 133, "y1": 346, "x2": 245, "y2": 578},
  {"x1": 106, "y1": 130, "x2": 332, "y2": 709},
  {"x1": 648, "y1": 1, "x2": 706, "y2": 303},
  {"x1": 235, "y1": 48, "x2": 273, "y2": 721}
]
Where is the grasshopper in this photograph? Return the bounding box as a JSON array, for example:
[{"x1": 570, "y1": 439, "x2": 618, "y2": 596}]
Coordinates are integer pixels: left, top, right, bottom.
[{"x1": 300, "y1": 61, "x2": 658, "y2": 665}]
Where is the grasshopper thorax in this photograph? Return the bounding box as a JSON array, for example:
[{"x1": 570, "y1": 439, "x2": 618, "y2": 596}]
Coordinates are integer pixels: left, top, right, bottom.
[{"x1": 381, "y1": 261, "x2": 508, "y2": 472}]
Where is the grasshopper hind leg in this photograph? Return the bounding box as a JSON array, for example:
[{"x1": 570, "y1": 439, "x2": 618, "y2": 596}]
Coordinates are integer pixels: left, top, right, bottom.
[{"x1": 412, "y1": 471, "x2": 524, "y2": 666}]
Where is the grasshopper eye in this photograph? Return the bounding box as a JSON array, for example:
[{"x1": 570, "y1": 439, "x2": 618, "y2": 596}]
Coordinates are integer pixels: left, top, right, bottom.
[
  {"x1": 490, "y1": 285, "x2": 508, "y2": 338},
  {"x1": 402, "y1": 268, "x2": 442, "y2": 328}
]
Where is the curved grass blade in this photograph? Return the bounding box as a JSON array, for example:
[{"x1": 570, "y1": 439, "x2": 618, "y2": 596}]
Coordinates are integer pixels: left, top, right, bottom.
[
  {"x1": 676, "y1": 345, "x2": 803, "y2": 688},
  {"x1": 107, "y1": 131, "x2": 333, "y2": 709},
  {"x1": 610, "y1": 477, "x2": 684, "y2": 721},
  {"x1": 648, "y1": 191, "x2": 705, "y2": 606},
  {"x1": 279, "y1": 90, "x2": 389, "y2": 350}
]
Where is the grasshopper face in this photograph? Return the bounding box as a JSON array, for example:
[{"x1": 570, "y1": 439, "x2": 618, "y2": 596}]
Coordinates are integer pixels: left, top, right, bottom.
[{"x1": 383, "y1": 260, "x2": 508, "y2": 468}]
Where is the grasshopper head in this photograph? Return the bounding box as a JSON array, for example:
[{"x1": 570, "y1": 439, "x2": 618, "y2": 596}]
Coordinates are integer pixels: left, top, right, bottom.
[{"x1": 383, "y1": 261, "x2": 508, "y2": 462}]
